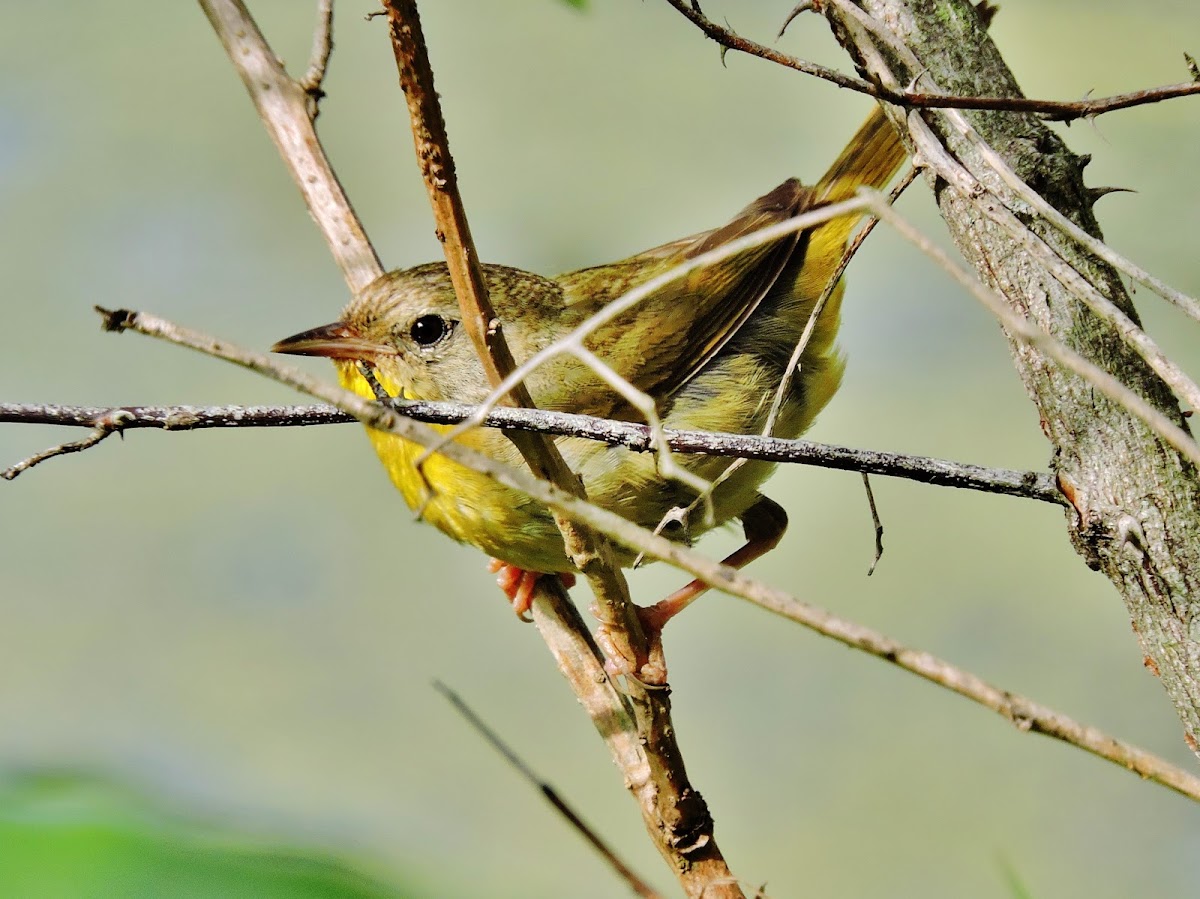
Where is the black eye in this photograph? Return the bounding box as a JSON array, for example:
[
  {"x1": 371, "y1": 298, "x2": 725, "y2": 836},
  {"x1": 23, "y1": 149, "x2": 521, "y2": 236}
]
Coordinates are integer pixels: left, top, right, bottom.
[{"x1": 410, "y1": 314, "x2": 450, "y2": 347}]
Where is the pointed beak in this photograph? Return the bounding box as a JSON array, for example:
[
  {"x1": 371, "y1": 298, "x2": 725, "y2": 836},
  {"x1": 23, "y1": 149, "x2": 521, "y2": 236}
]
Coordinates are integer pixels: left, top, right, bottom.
[{"x1": 271, "y1": 321, "x2": 388, "y2": 360}]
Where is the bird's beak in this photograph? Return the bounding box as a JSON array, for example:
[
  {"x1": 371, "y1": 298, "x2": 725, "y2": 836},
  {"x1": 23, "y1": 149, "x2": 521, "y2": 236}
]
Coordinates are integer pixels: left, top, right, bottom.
[{"x1": 271, "y1": 321, "x2": 388, "y2": 360}]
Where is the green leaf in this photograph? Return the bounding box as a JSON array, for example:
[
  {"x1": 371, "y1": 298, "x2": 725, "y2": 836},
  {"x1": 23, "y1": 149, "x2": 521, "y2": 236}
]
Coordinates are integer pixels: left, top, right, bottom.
[{"x1": 0, "y1": 772, "x2": 414, "y2": 899}]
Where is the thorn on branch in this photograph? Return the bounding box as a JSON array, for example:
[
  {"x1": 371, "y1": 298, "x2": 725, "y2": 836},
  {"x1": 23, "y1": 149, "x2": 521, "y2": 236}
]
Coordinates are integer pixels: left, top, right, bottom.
[
  {"x1": 777, "y1": 2, "x2": 815, "y2": 40},
  {"x1": 1087, "y1": 185, "x2": 1135, "y2": 206}
]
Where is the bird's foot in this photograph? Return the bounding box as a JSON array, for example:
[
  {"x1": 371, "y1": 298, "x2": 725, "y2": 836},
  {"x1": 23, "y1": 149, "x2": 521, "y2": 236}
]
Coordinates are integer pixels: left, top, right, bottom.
[{"x1": 488, "y1": 559, "x2": 575, "y2": 621}]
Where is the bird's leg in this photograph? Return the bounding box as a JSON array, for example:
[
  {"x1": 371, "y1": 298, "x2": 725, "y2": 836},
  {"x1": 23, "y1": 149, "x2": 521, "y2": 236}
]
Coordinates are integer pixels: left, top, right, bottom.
[
  {"x1": 598, "y1": 495, "x2": 787, "y2": 683},
  {"x1": 488, "y1": 559, "x2": 575, "y2": 622},
  {"x1": 641, "y1": 494, "x2": 788, "y2": 637}
]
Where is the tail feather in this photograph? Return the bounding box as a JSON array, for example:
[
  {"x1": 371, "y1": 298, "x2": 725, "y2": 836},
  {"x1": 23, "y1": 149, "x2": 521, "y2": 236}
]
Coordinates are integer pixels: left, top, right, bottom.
[
  {"x1": 800, "y1": 106, "x2": 907, "y2": 287},
  {"x1": 816, "y1": 105, "x2": 908, "y2": 205}
]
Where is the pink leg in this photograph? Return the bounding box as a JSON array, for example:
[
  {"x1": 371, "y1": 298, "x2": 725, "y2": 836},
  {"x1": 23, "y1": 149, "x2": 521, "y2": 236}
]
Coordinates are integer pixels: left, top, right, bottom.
[
  {"x1": 597, "y1": 497, "x2": 787, "y2": 684},
  {"x1": 488, "y1": 559, "x2": 575, "y2": 621},
  {"x1": 641, "y1": 496, "x2": 787, "y2": 653}
]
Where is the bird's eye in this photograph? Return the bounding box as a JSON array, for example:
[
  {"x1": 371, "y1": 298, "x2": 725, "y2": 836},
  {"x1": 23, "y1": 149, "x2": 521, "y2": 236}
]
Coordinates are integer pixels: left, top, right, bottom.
[{"x1": 410, "y1": 313, "x2": 451, "y2": 347}]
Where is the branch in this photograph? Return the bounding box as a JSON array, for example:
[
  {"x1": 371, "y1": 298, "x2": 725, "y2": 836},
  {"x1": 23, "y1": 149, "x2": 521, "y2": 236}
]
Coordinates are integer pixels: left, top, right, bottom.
[
  {"x1": 434, "y1": 681, "x2": 663, "y2": 899},
  {"x1": 665, "y1": 0, "x2": 1200, "y2": 122},
  {"x1": 382, "y1": 4, "x2": 734, "y2": 893},
  {"x1": 0, "y1": 401, "x2": 1065, "y2": 505},
  {"x1": 93, "y1": 305, "x2": 1200, "y2": 804},
  {"x1": 193, "y1": 3, "x2": 732, "y2": 891},
  {"x1": 673, "y1": 0, "x2": 1200, "y2": 328},
  {"x1": 298, "y1": 0, "x2": 335, "y2": 107},
  {"x1": 823, "y1": 0, "x2": 1200, "y2": 754},
  {"x1": 198, "y1": 0, "x2": 381, "y2": 292},
  {"x1": 380, "y1": 0, "x2": 652, "y2": 679},
  {"x1": 828, "y1": 0, "x2": 1200, "y2": 417}
]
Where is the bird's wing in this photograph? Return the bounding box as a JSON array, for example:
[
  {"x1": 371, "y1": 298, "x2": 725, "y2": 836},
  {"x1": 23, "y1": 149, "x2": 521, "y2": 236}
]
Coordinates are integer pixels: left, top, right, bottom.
[{"x1": 553, "y1": 178, "x2": 817, "y2": 406}]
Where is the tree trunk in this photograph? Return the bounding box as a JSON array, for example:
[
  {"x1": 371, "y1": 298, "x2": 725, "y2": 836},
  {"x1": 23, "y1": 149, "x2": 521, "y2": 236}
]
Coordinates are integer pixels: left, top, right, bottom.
[{"x1": 829, "y1": 0, "x2": 1200, "y2": 752}]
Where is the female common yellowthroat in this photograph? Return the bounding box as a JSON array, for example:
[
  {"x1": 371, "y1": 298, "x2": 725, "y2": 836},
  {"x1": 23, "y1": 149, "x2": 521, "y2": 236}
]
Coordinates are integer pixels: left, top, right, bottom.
[{"x1": 274, "y1": 107, "x2": 905, "y2": 631}]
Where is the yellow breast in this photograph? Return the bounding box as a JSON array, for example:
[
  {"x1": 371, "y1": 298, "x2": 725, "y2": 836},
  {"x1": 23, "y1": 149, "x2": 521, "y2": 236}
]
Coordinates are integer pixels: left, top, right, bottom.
[{"x1": 337, "y1": 364, "x2": 574, "y2": 573}]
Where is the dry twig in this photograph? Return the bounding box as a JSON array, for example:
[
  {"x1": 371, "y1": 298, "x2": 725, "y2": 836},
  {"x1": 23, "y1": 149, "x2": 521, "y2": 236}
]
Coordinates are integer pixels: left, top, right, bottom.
[
  {"x1": 434, "y1": 681, "x2": 663, "y2": 899},
  {"x1": 380, "y1": 0, "x2": 650, "y2": 682},
  {"x1": 0, "y1": 401, "x2": 1065, "y2": 504},
  {"x1": 665, "y1": 0, "x2": 1200, "y2": 122},
  {"x1": 198, "y1": 0, "x2": 380, "y2": 291},
  {"x1": 93, "y1": 304, "x2": 1200, "y2": 804},
  {"x1": 299, "y1": 0, "x2": 335, "y2": 107},
  {"x1": 828, "y1": 0, "x2": 1200, "y2": 414},
  {"x1": 201, "y1": 3, "x2": 739, "y2": 893}
]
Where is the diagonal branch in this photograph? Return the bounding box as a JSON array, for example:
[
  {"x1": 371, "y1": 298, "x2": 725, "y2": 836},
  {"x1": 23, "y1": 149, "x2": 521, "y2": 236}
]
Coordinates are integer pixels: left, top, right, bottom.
[
  {"x1": 198, "y1": 0, "x2": 381, "y2": 292},
  {"x1": 380, "y1": 0, "x2": 652, "y2": 684},
  {"x1": 434, "y1": 681, "x2": 664, "y2": 899},
  {"x1": 201, "y1": 3, "x2": 738, "y2": 893},
  {"x1": 664, "y1": 0, "x2": 1200, "y2": 122},
  {"x1": 94, "y1": 304, "x2": 1200, "y2": 804}
]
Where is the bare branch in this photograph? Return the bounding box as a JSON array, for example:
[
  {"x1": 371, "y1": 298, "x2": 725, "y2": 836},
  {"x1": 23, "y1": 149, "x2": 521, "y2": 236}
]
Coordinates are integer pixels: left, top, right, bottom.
[
  {"x1": 198, "y1": 0, "x2": 381, "y2": 291},
  {"x1": 380, "y1": 4, "x2": 736, "y2": 892},
  {"x1": 866, "y1": 183, "x2": 1200, "y2": 470},
  {"x1": 861, "y1": 473, "x2": 884, "y2": 575},
  {"x1": 298, "y1": 0, "x2": 335, "y2": 111},
  {"x1": 830, "y1": 0, "x2": 1200, "y2": 415},
  {"x1": 0, "y1": 401, "x2": 1065, "y2": 504},
  {"x1": 972, "y1": 137, "x2": 1200, "y2": 326},
  {"x1": 380, "y1": 0, "x2": 652, "y2": 683},
  {"x1": 434, "y1": 681, "x2": 663, "y2": 899},
  {"x1": 1, "y1": 410, "x2": 131, "y2": 481},
  {"x1": 665, "y1": 0, "x2": 1200, "y2": 122},
  {"x1": 93, "y1": 305, "x2": 1200, "y2": 804},
  {"x1": 675, "y1": 0, "x2": 1200, "y2": 327}
]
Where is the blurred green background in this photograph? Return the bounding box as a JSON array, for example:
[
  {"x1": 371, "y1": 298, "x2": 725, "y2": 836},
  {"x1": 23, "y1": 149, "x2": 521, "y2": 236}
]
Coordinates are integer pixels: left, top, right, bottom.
[{"x1": 3, "y1": 1, "x2": 1199, "y2": 896}]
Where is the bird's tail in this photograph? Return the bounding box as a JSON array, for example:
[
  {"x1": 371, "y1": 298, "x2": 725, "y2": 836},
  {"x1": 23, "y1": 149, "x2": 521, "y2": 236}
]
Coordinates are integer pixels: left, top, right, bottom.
[
  {"x1": 817, "y1": 105, "x2": 907, "y2": 204},
  {"x1": 793, "y1": 106, "x2": 907, "y2": 299}
]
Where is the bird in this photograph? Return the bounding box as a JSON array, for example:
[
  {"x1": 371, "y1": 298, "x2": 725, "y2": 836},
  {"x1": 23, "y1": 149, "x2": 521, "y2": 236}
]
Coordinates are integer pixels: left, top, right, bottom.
[{"x1": 273, "y1": 105, "x2": 906, "y2": 653}]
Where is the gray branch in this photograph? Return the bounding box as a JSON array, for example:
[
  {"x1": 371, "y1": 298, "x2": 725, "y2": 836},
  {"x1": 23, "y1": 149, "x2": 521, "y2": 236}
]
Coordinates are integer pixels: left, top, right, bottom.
[{"x1": 0, "y1": 401, "x2": 1062, "y2": 504}]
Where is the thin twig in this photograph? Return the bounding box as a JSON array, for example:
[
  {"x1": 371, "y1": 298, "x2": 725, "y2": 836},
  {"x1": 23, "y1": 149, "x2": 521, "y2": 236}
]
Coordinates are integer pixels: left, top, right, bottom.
[
  {"x1": 664, "y1": 0, "x2": 1200, "y2": 122},
  {"x1": 380, "y1": 5, "x2": 737, "y2": 893},
  {"x1": 688, "y1": 0, "x2": 1200, "y2": 366},
  {"x1": 198, "y1": 0, "x2": 381, "y2": 292},
  {"x1": 381, "y1": 0, "x2": 651, "y2": 681},
  {"x1": 865, "y1": 183, "x2": 1200, "y2": 471},
  {"x1": 433, "y1": 681, "x2": 663, "y2": 899},
  {"x1": 94, "y1": 305, "x2": 1200, "y2": 804},
  {"x1": 813, "y1": 0, "x2": 1200, "y2": 467},
  {"x1": 298, "y1": 0, "x2": 335, "y2": 113},
  {"x1": 862, "y1": 473, "x2": 884, "y2": 575},
  {"x1": 0, "y1": 401, "x2": 1065, "y2": 504},
  {"x1": 829, "y1": 0, "x2": 1200, "y2": 415},
  {"x1": 1, "y1": 410, "x2": 132, "y2": 480}
]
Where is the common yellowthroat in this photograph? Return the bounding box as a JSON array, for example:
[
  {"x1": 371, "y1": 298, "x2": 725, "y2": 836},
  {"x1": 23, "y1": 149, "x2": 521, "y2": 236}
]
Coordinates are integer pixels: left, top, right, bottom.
[{"x1": 274, "y1": 106, "x2": 905, "y2": 630}]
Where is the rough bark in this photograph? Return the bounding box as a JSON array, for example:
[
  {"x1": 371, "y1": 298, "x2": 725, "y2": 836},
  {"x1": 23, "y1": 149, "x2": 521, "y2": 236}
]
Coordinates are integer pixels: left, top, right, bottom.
[{"x1": 830, "y1": 0, "x2": 1200, "y2": 752}]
